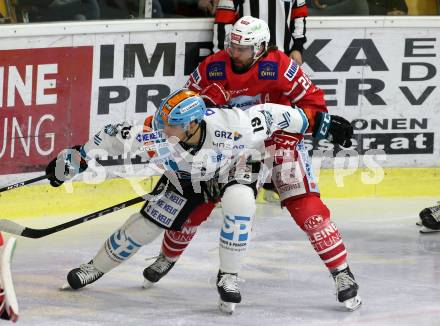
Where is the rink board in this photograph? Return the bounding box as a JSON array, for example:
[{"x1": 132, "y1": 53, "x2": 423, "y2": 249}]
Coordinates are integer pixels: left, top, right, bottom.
[
  {"x1": 1, "y1": 167, "x2": 439, "y2": 220},
  {"x1": 0, "y1": 17, "x2": 439, "y2": 177},
  {"x1": 0, "y1": 17, "x2": 439, "y2": 220}
]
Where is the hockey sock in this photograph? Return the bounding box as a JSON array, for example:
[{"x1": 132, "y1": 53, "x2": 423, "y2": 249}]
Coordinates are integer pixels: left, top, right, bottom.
[
  {"x1": 285, "y1": 195, "x2": 347, "y2": 269},
  {"x1": 93, "y1": 212, "x2": 163, "y2": 273},
  {"x1": 161, "y1": 201, "x2": 216, "y2": 260},
  {"x1": 219, "y1": 184, "x2": 256, "y2": 274}
]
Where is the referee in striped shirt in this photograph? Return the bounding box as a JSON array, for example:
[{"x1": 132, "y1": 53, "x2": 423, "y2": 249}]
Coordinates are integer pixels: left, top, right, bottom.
[{"x1": 213, "y1": 0, "x2": 308, "y2": 64}]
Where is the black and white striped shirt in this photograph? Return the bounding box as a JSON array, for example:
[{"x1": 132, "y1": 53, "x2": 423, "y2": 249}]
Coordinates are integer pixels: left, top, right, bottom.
[{"x1": 214, "y1": 0, "x2": 308, "y2": 54}]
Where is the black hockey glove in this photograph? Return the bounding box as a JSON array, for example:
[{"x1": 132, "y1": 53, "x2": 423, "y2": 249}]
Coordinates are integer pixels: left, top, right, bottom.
[
  {"x1": 419, "y1": 206, "x2": 440, "y2": 230},
  {"x1": 45, "y1": 145, "x2": 88, "y2": 187},
  {"x1": 312, "y1": 112, "x2": 353, "y2": 148}
]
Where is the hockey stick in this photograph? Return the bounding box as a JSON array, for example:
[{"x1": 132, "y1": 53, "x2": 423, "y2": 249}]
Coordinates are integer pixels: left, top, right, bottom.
[
  {"x1": 0, "y1": 196, "x2": 145, "y2": 239},
  {"x1": 0, "y1": 175, "x2": 49, "y2": 194}
]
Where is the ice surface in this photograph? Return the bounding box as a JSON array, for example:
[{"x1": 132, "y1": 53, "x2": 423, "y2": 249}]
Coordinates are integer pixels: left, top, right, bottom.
[{"x1": 7, "y1": 197, "x2": 440, "y2": 325}]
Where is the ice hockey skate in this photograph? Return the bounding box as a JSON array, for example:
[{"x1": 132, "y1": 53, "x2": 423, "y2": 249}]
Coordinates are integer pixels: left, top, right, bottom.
[
  {"x1": 332, "y1": 267, "x2": 362, "y2": 311},
  {"x1": 61, "y1": 261, "x2": 104, "y2": 290},
  {"x1": 142, "y1": 254, "x2": 176, "y2": 288},
  {"x1": 419, "y1": 203, "x2": 440, "y2": 234},
  {"x1": 217, "y1": 271, "x2": 241, "y2": 314}
]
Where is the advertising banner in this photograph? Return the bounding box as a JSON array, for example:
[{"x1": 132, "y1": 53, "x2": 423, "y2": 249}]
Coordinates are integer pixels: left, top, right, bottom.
[
  {"x1": 0, "y1": 19, "x2": 438, "y2": 175},
  {"x1": 0, "y1": 46, "x2": 93, "y2": 174},
  {"x1": 302, "y1": 28, "x2": 439, "y2": 167}
]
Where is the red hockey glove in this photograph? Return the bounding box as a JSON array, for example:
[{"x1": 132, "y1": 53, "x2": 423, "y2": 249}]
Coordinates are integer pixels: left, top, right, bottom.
[
  {"x1": 265, "y1": 130, "x2": 302, "y2": 164},
  {"x1": 199, "y1": 83, "x2": 230, "y2": 107}
]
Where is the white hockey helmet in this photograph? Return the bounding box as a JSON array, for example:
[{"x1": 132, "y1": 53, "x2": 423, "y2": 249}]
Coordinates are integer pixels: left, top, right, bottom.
[{"x1": 229, "y1": 16, "x2": 270, "y2": 60}]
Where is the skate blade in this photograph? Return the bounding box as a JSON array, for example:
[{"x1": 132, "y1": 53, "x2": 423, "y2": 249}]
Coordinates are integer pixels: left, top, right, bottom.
[
  {"x1": 420, "y1": 227, "x2": 440, "y2": 234},
  {"x1": 60, "y1": 283, "x2": 72, "y2": 291},
  {"x1": 142, "y1": 279, "x2": 155, "y2": 289},
  {"x1": 218, "y1": 300, "x2": 236, "y2": 314},
  {"x1": 343, "y1": 295, "x2": 362, "y2": 311},
  {"x1": 416, "y1": 221, "x2": 423, "y2": 226}
]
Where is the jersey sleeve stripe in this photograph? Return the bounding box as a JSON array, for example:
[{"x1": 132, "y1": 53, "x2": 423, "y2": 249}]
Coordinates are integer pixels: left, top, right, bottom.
[
  {"x1": 292, "y1": 89, "x2": 307, "y2": 103},
  {"x1": 283, "y1": 81, "x2": 299, "y2": 96},
  {"x1": 297, "y1": 108, "x2": 309, "y2": 134}
]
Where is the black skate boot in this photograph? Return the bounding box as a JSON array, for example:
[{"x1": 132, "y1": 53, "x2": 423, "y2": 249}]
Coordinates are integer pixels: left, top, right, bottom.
[
  {"x1": 331, "y1": 266, "x2": 361, "y2": 311},
  {"x1": 217, "y1": 271, "x2": 241, "y2": 314},
  {"x1": 65, "y1": 261, "x2": 104, "y2": 290},
  {"x1": 419, "y1": 203, "x2": 440, "y2": 233},
  {"x1": 142, "y1": 254, "x2": 176, "y2": 288}
]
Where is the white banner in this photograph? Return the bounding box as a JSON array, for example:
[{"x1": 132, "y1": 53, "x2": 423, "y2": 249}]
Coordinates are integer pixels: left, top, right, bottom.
[{"x1": 302, "y1": 27, "x2": 439, "y2": 167}]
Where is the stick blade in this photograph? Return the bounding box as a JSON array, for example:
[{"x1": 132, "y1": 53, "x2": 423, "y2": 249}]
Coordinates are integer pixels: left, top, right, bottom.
[{"x1": 0, "y1": 220, "x2": 25, "y2": 236}]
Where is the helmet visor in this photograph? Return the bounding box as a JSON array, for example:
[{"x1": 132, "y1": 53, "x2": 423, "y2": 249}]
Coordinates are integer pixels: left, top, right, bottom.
[{"x1": 227, "y1": 42, "x2": 254, "y2": 57}]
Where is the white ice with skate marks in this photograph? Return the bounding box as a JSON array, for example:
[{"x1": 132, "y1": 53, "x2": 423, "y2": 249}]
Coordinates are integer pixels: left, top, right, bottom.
[{"x1": 6, "y1": 197, "x2": 440, "y2": 325}]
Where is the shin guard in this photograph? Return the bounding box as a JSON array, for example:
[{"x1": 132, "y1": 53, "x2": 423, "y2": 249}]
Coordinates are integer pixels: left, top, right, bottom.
[{"x1": 219, "y1": 184, "x2": 256, "y2": 274}]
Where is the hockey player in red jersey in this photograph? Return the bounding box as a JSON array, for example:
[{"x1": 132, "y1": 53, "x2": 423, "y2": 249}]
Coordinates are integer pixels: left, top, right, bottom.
[
  {"x1": 213, "y1": 0, "x2": 308, "y2": 65},
  {"x1": 144, "y1": 16, "x2": 361, "y2": 312},
  {"x1": 0, "y1": 233, "x2": 19, "y2": 322}
]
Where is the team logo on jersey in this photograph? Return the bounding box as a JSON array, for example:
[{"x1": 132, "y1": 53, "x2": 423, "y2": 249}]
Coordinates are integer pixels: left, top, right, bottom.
[
  {"x1": 214, "y1": 130, "x2": 241, "y2": 140},
  {"x1": 207, "y1": 62, "x2": 226, "y2": 80},
  {"x1": 284, "y1": 59, "x2": 299, "y2": 81},
  {"x1": 104, "y1": 124, "x2": 119, "y2": 136},
  {"x1": 258, "y1": 61, "x2": 278, "y2": 80},
  {"x1": 229, "y1": 95, "x2": 261, "y2": 109}
]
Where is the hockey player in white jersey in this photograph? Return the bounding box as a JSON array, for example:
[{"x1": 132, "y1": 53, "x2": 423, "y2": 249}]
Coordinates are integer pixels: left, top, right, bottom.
[{"x1": 47, "y1": 89, "x2": 354, "y2": 313}]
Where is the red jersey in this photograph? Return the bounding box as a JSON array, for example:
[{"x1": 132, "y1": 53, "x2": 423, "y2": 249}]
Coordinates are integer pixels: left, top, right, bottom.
[{"x1": 185, "y1": 49, "x2": 327, "y2": 130}]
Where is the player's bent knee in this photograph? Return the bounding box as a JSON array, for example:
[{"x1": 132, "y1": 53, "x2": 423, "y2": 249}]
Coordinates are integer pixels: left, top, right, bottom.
[
  {"x1": 121, "y1": 212, "x2": 164, "y2": 246},
  {"x1": 102, "y1": 213, "x2": 164, "y2": 266},
  {"x1": 221, "y1": 184, "x2": 256, "y2": 217},
  {"x1": 284, "y1": 194, "x2": 330, "y2": 231},
  {"x1": 220, "y1": 185, "x2": 255, "y2": 263}
]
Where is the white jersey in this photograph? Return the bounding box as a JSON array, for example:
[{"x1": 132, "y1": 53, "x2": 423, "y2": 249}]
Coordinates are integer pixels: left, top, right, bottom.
[{"x1": 82, "y1": 103, "x2": 309, "y2": 181}]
